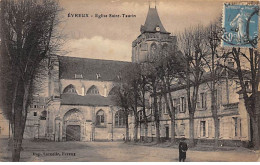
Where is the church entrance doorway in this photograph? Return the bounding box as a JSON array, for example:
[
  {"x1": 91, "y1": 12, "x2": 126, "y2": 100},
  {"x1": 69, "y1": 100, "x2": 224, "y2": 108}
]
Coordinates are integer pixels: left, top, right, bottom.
[
  {"x1": 63, "y1": 109, "x2": 84, "y2": 141},
  {"x1": 66, "y1": 125, "x2": 81, "y2": 141}
]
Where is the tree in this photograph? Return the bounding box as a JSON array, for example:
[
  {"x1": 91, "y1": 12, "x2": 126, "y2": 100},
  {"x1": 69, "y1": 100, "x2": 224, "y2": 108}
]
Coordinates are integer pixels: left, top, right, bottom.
[
  {"x1": 156, "y1": 48, "x2": 185, "y2": 144},
  {"x1": 142, "y1": 61, "x2": 161, "y2": 143},
  {"x1": 220, "y1": 47, "x2": 260, "y2": 149},
  {"x1": 138, "y1": 67, "x2": 149, "y2": 142},
  {"x1": 0, "y1": 0, "x2": 61, "y2": 161},
  {"x1": 177, "y1": 25, "x2": 207, "y2": 146},
  {"x1": 112, "y1": 63, "x2": 142, "y2": 142},
  {"x1": 203, "y1": 21, "x2": 222, "y2": 148},
  {"x1": 112, "y1": 82, "x2": 130, "y2": 142}
]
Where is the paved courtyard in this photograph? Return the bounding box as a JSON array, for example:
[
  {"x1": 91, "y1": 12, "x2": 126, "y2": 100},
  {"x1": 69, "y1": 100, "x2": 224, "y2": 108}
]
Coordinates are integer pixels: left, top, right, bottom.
[{"x1": 0, "y1": 138, "x2": 259, "y2": 162}]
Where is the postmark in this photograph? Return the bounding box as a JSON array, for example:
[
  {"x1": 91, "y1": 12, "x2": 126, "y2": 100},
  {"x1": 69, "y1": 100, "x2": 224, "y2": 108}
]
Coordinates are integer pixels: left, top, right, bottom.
[{"x1": 222, "y1": 3, "x2": 259, "y2": 48}]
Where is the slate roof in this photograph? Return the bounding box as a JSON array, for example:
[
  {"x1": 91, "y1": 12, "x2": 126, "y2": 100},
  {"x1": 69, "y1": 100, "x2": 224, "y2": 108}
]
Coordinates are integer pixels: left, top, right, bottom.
[
  {"x1": 142, "y1": 7, "x2": 169, "y2": 33},
  {"x1": 58, "y1": 56, "x2": 131, "y2": 81},
  {"x1": 60, "y1": 94, "x2": 116, "y2": 106}
]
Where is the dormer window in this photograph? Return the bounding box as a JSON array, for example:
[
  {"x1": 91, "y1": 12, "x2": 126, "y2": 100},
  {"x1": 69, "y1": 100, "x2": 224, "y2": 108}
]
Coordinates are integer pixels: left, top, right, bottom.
[
  {"x1": 75, "y1": 74, "x2": 83, "y2": 79},
  {"x1": 96, "y1": 73, "x2": 101, "y2": 79}
]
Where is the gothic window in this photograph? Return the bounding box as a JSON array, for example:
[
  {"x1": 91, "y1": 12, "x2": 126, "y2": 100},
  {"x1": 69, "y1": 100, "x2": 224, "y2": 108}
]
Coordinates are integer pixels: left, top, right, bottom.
[
  {"x1": 40, "y1": 110, "x2": 47, "y2": 120},
  {"x1": 162, "y1": 44, "x2": 168, "y2": 57},
  {"x1": 64, "y1": 109, "x2": 83, "y2": 122},
  {"x1": 150, "y1": 43, "x2": 157, "y2": 59},
  {"x1": 137, "y1": 46, "x2": 140, "y2": 62},
  {"x1": 115, "y1": 110, "x2": 126, "y2": 127},
  {"x1": 108, "y1": 86, "x2": 119, "y2": 96},
  {"x1": 96, "y1": 110, "x2": 105, "y2": 126},
  {"x1": 87, "y1": 85, "x2": 99, "y2": 95},
  {"x1": 63, "y1": 84, "x2": 77, "y2": 94}
]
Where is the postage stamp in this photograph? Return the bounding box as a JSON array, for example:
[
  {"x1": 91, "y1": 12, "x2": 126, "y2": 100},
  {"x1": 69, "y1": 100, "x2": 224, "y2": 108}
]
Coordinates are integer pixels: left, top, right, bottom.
[{"x1": 222, "y1": 4, "x2": 259, "y2": 48}]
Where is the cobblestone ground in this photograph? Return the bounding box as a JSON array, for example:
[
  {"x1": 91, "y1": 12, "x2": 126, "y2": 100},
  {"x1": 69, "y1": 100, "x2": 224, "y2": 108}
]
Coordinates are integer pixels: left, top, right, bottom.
[{"x1": 0, "y1": 138, "x2": 259, "y2": 162}]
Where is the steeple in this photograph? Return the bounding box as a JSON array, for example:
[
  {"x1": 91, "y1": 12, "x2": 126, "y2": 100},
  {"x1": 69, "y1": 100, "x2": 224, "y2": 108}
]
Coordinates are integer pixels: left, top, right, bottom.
[
  {"x1": 132, "y1": 5, "x2": 176, "y2": 63},
  {"x1": 140, "y1": 7, "x2": 169, "y2": 34}
]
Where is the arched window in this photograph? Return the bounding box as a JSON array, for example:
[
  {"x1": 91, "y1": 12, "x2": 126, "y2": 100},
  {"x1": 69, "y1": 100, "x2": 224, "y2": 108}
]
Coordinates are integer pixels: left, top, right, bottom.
[
  {"x1": 96, "y1": 110, "x2": 105, "y2": 126},
  {"x1": 87, "y1": 85, "x2": 99, "y2": 95},
  {"x1": 108, "y1": 86, "x2": 119, "y2": 96},
  {"x1": 40, "y1": 110, "x2": 47, "y2": 120},
  {"x1": 115, "y1": 110, "x2": 126, "y2": 127},
  {"x1": 150, "y1": 43, "x2": 157, "y2": 59},
  {"x1": 63, "y1": 84, "x2": 77, "y2": 94}
]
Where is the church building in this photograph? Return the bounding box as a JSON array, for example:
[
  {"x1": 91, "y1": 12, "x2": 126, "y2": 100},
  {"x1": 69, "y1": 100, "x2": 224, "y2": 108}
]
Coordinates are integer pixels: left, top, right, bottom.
[
  {"x1": 24, "y1": 6, "x2": 252, "y2": 147},
  {"x1": 44, "y1": 56, "x2": 131, "y2": 141}
]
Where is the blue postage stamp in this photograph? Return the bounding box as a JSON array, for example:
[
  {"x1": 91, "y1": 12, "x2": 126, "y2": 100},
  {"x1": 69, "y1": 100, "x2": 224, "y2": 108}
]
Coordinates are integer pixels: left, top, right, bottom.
[{"x1": 222, "y1": 4, "x2": 259, "y2": 48}]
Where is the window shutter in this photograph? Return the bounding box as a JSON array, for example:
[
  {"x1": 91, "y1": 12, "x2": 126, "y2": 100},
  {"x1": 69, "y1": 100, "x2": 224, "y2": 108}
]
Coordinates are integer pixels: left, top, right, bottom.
[
  {"x1": 173, "y1": 99, "x2": 178, "y2": 114},
  {"x1": 198, "y1": 121, "x2": 201, "y2": 138},
  {"x1": 230, "y1": 118, "x2": 233, "y2": 138},
  {"x1": 176, "y1": 98, "x2": 180, "y2": 112},
  {"x1": 238, "y1": 118, "x2": 242, "y2": 137},
  {"x1": 206, "y1": 120, "x2": 209, "y2": 138},
  {"x1": 175, "y1": 124, "x2": 178, "y2": 136},
  {"x1": 204, "y1": 92, "x2": 207, "y2": 108},
  {"x1": 182, "y1": 123, "x2": 185, "y2": 136},
  {"x1": 218, "y1": 118, "x2": 222, "y2": 138},
  {"x1": 184, "y1": 97, "x2": 186, "y2": 112},
  {"x1": 208, "y1": 119, "x2": 212, "y2": 138}
]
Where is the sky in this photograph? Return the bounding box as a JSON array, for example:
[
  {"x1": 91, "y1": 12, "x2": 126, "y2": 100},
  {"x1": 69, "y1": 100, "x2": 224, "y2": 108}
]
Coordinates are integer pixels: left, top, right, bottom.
[{"x1": 58, "y1": 0, "x2": 250, "y2": 62}]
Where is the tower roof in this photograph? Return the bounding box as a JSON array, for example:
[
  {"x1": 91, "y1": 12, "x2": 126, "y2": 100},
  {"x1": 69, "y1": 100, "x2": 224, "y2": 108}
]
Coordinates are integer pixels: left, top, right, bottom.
[{"x1": 141, "y1": 7, "x2": 169, "y2": 33}]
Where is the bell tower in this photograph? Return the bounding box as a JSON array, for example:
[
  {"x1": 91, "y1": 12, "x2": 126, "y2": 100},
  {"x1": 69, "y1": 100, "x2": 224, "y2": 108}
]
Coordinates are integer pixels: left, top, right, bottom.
[{"x1": 132, "y1": 6, "x2": 177, "y2": 63}]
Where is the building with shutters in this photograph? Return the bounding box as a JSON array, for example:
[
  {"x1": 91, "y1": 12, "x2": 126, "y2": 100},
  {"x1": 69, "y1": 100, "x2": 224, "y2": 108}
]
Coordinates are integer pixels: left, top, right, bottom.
[
  {"x1": 131, "y1": 6, "x2": 251, "y2": 147},
  {"x1": 155, "y1": 75, "x2": 251, "y2": 147}
]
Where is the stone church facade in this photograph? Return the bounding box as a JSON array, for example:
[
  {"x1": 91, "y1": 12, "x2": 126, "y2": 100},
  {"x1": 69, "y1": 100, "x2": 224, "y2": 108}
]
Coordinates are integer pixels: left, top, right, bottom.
[{"x1": 45, "y1": 56, "x2": 130, "y2": 141}]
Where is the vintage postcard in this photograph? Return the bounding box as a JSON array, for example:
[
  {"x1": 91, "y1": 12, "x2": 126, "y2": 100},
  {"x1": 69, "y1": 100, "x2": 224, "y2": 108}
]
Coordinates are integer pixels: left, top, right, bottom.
[{"x1": 0, "y1": 0, "x2": 260, "y2": 162}]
